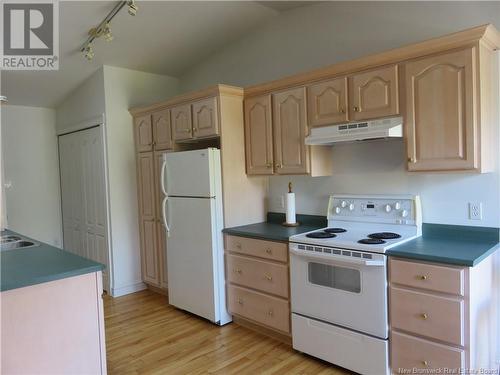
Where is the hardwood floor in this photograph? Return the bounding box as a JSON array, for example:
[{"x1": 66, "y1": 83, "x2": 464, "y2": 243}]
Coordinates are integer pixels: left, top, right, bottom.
[{"x1": 104, "y1": 290, "x2": 351, "y2": 375}]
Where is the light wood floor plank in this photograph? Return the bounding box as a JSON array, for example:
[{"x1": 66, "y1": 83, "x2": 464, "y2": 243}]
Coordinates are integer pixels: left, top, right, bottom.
[{"x1": 104, "y1": 290, "x2": 351, "y2": 374}]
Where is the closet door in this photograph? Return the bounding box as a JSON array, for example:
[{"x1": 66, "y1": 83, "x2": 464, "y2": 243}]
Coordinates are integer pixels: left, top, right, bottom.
[{"x1": 59, "y1": 127, "x2": 110, "y2": 290}]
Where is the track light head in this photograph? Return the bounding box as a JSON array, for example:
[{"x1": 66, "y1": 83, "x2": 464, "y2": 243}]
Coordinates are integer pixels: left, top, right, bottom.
[
  {"x1": 103, "y1": 23, "x2": 113, "y2": 42},
  {"x1": 83, "y1": 44, "x2": 94, "y2": 61},
  {"x1": 128, "y1": 0, "x2": 138, "y2": 16}
]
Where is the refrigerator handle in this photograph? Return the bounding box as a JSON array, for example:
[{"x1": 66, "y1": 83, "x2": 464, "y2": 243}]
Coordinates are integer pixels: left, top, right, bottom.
[
  {"x1": 160, "y1": 156, "x2": 167, "y2": 197},
  {"x1": 161, "y1": 196, "x2": 170, "y2": 236}
]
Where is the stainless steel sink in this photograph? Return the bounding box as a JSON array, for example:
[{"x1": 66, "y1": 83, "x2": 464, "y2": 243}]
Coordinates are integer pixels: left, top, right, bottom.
[{"x1": 0, "y1": 234, "x2": 39, "y2": 251}]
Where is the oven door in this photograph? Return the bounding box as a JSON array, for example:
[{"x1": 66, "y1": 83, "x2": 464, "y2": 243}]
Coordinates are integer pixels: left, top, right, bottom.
[{"x1": 290, "y1": 243, "x2": 388, "y2": 339}]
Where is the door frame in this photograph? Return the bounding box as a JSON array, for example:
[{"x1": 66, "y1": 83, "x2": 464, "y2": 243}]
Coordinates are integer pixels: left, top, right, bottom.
[{"x1": 57, "y1": 114, "x2": 113, "y2": 293}]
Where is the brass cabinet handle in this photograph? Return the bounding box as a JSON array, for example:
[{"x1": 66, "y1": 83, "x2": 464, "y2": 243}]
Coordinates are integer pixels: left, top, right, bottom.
[
  {"x1": 234, "y1": 268, "x2": 242, "y2": 274},
  {"x1": 422, "y1": 360, "x2": 429, "y2": 367},
  {"x1": 265, "y1": 248, "x2": 272, "y2": 254},
  {"x1": 268, "y1": 309, "x2": 274, "y2": 316},
  {"x1": 264, "y1": 274, "x2": 273, "y2": 281},
  {"x1": 353, "y1": 106, "x2": 360, "y2": 112},
  {"x1": 408, "y1": 157, "x2": 416, "y2": 163},
  {"x1": 420, "y1": 313, "x2": 428, "y2": 320},
  {"x1": 417, "y1": 275, "x2": 428, "y2": 280},
  {"x1": 193, "y1": 128, "x2": 198, "y2": 133},
  {"x1": 266, "y1": 163, "x2": 272, "y2": 168},
  {"x1": 238, "y1": 298, "x2": 243, "y2": 305},
  {"x1": 275, "y1": 163, "x2": 282, "y2": 168},
  {"x1": 340, "y1": 107, "x2": 346, "y2": 114}
]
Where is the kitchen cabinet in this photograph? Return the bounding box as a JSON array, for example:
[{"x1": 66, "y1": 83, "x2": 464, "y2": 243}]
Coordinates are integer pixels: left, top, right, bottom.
[
  {"x1": 137, "y1": 153, "x2": 160, "y2": 286},
  {"x1": 152, "y1": 109, "x2": 172, "y2": 151},
  {"x1": 225, "y1": 235, "x2": 291, "y2": 340},
  {"x1": 134, "y1": 115, "x2": 153, "y2": 152},
  {"x1": 244, "y1": 95, "x2": 274, "y2": 175},
  {"x1": 404, "y1": 47, "x2": 491, "y2": 172},
  {"x1": 171, "y1": 104, "x2": 193, "y2": 142},
  {"x1": 348, "y1": 65, "x2": 399, "y2": 121},
  {"x1": 244, "y1": 89, "x2": 332, "y2": 176},
  {"x1": 307, "y1": 77, "x2": 349, "y2": 127},
  {"x1": 389, "y1": 256, "x2": 498, "y2": 373},
  {"x1": 154, "y1": 151, "x2": 168, "y2": 289},
  {"x1": 192, "y1": 97, "x2": 219, "y2": 138}
]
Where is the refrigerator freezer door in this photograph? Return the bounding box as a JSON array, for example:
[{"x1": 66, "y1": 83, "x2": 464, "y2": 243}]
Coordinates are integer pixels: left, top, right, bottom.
[
  {"x1": 165, "y1": 149, "x2": 217, "y2": 198},
  {"x1": 166, "y1": 196, "x2": 227, "y2": 324}
]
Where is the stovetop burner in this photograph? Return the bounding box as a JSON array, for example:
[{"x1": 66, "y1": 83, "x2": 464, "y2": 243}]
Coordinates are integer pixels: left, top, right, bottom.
[
  {"x1": 324, "y1": 228, "x2": 347, "y2": 234},
  {"x1": 358, "y1": 238, "x2": 386, "y2": 245},
  {"x1": 306, "y1": 232, "x2": 337, "y2": 239},
  {"x1": 368, "y1": 232, "x2": 401, "y2": 240}
]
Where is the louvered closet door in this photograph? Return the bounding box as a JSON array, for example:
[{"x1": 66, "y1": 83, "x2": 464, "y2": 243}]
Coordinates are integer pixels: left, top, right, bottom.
[{"x1": 59, "y1": 126, "x2": 110, "y2": 290}]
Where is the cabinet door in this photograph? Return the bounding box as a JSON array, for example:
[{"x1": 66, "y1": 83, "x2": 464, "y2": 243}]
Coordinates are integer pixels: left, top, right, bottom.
[
  {"x1": 134, "y1": 115, "x2": 153, "y2": 152},
  {"x1": 244, "y1": 95, "x2": 274, "y2": 175},
  {"x1": 154, "y1": 151, "x2": 168, "y2": 289},
  {"x1": 273, "y1": 87, "x2": 309, "y2": 175},
  {"x1": 405, "y1": 48, "x2": 476, "y2": 171},
  {"x1": 152, "y1": 109, "x2": 173, "y2": 151},
  {"x1": 192, "y1": 97, "x2": 219, "y2": 139},
  {"x1": 349, "y1": 65, "x2": 399, "y2": 121},
  {"x1": 171, "y1": 104, "x2": 193, "y2": 141},
  {"x1": 308, "y1": 77, "x2": 348, "y2": 127},
  {"x1": 137, "y1": 153, "x2": 160, "y2": 286}
]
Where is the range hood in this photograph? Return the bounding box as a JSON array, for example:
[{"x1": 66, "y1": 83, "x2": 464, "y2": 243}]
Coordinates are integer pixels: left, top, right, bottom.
[{"x1": 305, "y1": 117, "x2": 403, "y2": 145}]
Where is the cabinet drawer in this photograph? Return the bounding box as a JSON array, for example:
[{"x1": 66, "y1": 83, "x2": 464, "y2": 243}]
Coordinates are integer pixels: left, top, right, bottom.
[
  {"x1": 390, "y1": 258, "x2": 465, "y2": 296},
  {"x1": 226, "y1": 254, "x2": 289, "y2": 298},
  {"x1": 225, "y1": 235, "x2": 288, "y2": 263},
  {"x1": 227, "y1": 285, "x2": 290, "y2": 333},
  {"x1": 390, "y1": 287, "x2": 464, "y2": 346},
  {"x1": 391, "y1": 331, "x2": 465, "y2": 373}
]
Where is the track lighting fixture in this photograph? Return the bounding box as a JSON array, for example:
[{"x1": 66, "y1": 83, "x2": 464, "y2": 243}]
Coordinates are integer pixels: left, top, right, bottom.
[
  {"x1": 80, "y1": 1, "x2": 138, "y2": 61},
  {"x1": 128, "y1": 0, "x2": 138, "y2": 16}
]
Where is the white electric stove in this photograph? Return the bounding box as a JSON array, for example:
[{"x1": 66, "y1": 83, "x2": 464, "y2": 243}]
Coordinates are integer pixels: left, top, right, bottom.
[{"x1": 289, "y1": 194, "x2": 422, "y2": 375}]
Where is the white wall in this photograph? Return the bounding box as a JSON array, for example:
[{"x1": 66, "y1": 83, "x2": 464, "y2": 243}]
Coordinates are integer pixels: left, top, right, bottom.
[
  {"x1": 103, "y1": 66, "x2": 179, "y2": 296},
  {"x1": 56, "y1": 68, "x2": 106, "y2": 133},
  {"x1": 1, "y1": 105, "x2": 63, "y2": 246},
  {"x1": 179, "y1": 1, "x2": 500, "y2": 227}
]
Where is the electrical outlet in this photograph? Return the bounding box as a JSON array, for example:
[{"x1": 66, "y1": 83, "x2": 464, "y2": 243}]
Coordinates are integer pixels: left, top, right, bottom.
[{"x1": 468, "y1": 202, "x2": 483, "y2": 220}]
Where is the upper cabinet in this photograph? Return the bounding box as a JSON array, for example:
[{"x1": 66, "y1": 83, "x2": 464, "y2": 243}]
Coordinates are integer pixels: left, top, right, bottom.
[
  {"x1": 171, "y1": 104, "x2": 193, "y2": 142},
  {"x1": 273, "y1": 87, "x2": 309, "y2": 175},
  {"x1": 152, "y1": 109, "x2": 172, "y2": 151},
  {"x1": 244, "y1": 95, "x2": 274, "y2": 175},
  {"x1": 307, "y1": 77, "x2": 349, "y2": 127},
  {"x1": 192, "y1": 97, "x2": 219, "y2": 139},
  {"x1": 134, "y1": 115, "x2": 153, "y2": 152},
  {"x1": 405, "y1": 48, "x2": 475, "y2": 172},
  {"x1": 348, "y1": 65, "x2": 399, "y2": 121}
]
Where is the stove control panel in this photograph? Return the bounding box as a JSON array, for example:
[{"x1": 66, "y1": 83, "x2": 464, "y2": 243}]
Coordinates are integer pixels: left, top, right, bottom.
[{"x1": 327, "y1": 195, "x2": 421, "y2": 226}]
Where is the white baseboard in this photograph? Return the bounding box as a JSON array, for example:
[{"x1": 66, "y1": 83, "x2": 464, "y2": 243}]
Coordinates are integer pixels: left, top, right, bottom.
[{"x1": 111, "y1": 281, "x2": 147, "y2": 297}]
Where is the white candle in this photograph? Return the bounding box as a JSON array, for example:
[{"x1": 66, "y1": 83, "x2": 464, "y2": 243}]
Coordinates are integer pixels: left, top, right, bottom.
[{"x1": 286, "y1": 192, "x2": 296, "y2": 224}]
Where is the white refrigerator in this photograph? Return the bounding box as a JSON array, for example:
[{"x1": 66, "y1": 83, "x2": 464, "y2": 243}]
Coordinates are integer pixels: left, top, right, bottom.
[{"x1": 160, "y1": 148, "x2": 231, "y2": 325}]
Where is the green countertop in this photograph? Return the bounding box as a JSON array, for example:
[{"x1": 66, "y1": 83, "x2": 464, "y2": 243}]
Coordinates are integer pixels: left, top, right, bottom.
[
  {"x1": 1, "y1": 230, "x2": 105, "y2": 292},
  {"x1": 222, "y1": 212, "x2": 327, "y2": 242},
  {"x1": 387, "y1": 224, "x2": 500, "y2": 267}
]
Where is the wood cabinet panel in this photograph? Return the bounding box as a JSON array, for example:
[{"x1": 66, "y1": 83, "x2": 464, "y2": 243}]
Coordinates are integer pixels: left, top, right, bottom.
[
  {"x1": 391, "y1": 331, "x2": 465, "y2": 372},
  {"x1": 141, "y1": 218, "x2": 159, "y2": 285},
  {"x1": 308, "y1": 77, "x2": 349, "y2": 126},
  {"x1": 137, "y1": 153, "x2": 155, "y2": 218},
  {"x1": 404, "y1": 48, "x2": 476, "y2": 171},
  {"x1": 349, "y1": 65, "x2": 399, "y2": 121},
  {"x1": 390, "y1": 258, "x2": 464, "y2": 296},
  {"x1": 152, "y1": 109, "x2": 172, "y2": 151},
  {"x1": 225, "y1": 235, "x2": 288, "y2": 263},
  {"x1": 154, "y1": 152, "x2": 167, "y2": 289},
  {"x1": 273, "y1": 87, "x2": 309, "y2": 174},
  {"x1": 134, "y1": 115, "x2": 153, "y2": 152},
  {"x1": 226, "y1": 254, "x2": 289, "y2": 298},
  {"x1": 228, "y1": 285, "x2": 290, "y2": 333},
  {"x1": 390, "y1": 286, "x2": 464, "y2": 346},
  {"x1": 171, "y1": 104, "x2": 193, "y2": 141},
  {"x1": 192, "y1": 97, "x2": 219, "y2": 138},
  {"x1": 244, "y1": 95, "x2": 274, "y2": 175}
]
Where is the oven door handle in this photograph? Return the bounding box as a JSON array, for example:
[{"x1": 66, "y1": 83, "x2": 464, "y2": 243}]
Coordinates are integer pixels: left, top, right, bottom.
[{"x1": 289, "y1": 248, "x2": 385, "y2": 267}]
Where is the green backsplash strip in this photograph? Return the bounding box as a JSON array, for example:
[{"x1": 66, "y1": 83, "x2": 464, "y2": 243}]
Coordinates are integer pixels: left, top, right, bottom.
[
  {"x1": 267, "y1": 212, "x2": 327, "y2": 227},
  {"x1": 423, "y1": 223, "x2": 500, "y2": 242}
]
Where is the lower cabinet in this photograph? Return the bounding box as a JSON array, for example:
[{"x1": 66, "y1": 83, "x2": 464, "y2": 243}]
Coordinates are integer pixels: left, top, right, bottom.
[{"x1": 225, "y1": 235, "x2": 291, "y2": 336}]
